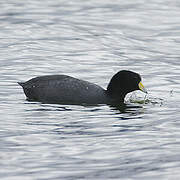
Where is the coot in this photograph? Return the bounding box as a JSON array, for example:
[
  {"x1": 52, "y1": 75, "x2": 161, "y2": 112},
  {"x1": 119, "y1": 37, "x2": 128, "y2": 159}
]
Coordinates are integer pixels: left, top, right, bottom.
[{"x1": 18, "y1": 70, "x2": 147, "y2": 105}]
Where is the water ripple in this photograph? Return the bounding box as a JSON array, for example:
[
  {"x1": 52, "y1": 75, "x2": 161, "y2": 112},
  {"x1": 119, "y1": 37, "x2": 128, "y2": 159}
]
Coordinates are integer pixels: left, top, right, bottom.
[{"x1": 1, "y1": 0, "x2": 180, "y2": 179}]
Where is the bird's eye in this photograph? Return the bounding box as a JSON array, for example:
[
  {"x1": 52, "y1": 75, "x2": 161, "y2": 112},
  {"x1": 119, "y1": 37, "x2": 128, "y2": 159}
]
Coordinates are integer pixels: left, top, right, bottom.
[{"x1": 134, "y1": 76, "x2": 140, "y2": 82}]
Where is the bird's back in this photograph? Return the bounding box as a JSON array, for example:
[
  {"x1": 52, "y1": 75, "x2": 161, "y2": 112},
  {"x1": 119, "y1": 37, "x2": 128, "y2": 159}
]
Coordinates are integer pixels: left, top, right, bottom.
[{"x1": 18, "y1": 75, "x2": 109, "y2": 104}]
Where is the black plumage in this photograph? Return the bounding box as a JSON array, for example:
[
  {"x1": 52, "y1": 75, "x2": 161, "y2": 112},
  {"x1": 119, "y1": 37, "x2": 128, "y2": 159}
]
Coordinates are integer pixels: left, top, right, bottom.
[{"x1": 18, "y1": 70, "x2": 147, "y2": 105}]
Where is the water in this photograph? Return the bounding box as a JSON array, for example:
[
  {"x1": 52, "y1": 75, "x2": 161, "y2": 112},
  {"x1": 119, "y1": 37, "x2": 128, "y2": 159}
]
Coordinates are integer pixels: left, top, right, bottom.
[{"x1": 1, "y1": 0, "x2": 180, "y2": 179}]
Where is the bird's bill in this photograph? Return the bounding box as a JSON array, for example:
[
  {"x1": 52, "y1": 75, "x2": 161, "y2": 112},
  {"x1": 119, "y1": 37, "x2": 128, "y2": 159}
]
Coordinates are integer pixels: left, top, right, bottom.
[{"x1": 138, "y1": 81, "x2": 148, "y2": 93}]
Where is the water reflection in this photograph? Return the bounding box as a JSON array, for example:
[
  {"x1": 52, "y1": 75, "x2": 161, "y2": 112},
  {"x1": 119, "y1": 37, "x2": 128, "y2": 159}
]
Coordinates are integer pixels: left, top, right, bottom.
[
  {"x1": 110, "y1": 103, "x2": 143, "y2": 114},
  {"x1": 24, "y1": 99, "x2": 144, "y2": 113}
]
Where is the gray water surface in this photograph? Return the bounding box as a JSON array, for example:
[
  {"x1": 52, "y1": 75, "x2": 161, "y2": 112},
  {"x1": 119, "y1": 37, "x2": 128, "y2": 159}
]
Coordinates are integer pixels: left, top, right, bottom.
[{"x1": 1, "y1": 0, "x2": 180, "y2": 179}]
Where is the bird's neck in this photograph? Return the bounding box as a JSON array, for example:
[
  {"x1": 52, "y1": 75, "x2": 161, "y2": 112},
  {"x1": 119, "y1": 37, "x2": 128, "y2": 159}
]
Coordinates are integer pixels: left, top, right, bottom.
[{"x1": 106, "y1": 90, "x2": 126, "y2": 103}]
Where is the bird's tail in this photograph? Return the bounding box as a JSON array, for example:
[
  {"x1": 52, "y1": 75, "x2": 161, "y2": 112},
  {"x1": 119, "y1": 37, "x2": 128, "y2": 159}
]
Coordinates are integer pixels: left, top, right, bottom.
[{"x1": 17, "y1": 82, "x2": 25, "y2": 87}]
